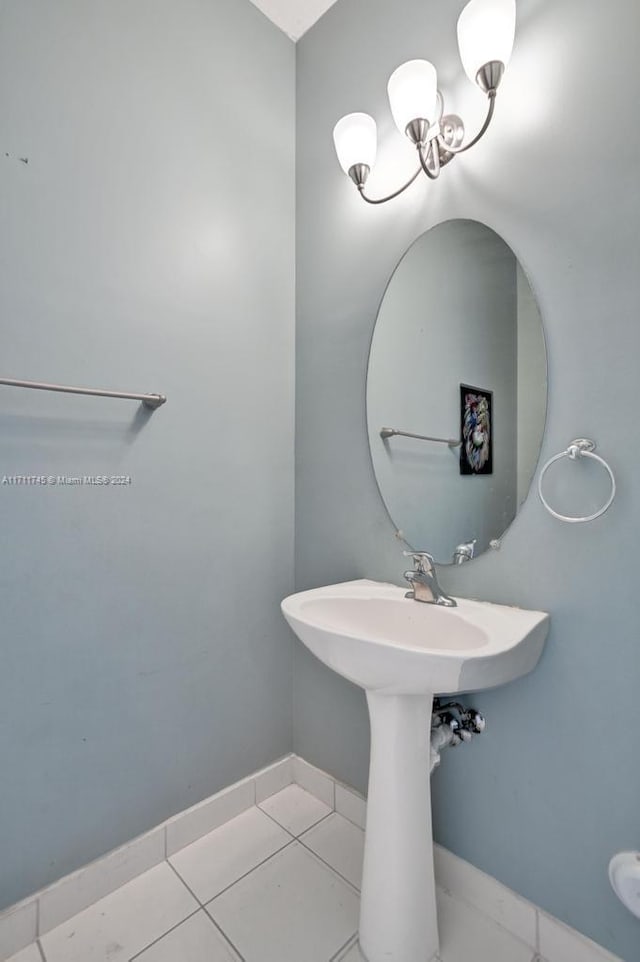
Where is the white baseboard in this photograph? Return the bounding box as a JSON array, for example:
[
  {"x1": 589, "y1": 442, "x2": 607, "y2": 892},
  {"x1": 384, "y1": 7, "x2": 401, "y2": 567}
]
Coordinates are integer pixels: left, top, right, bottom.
[
  {"x1": 433, "y1": 844, "x2": 624, "y2": 962},
  {"x1": 0, "y1": 754, "x2": 296, "y2": 960},
  {"x1": 0, "y1": 754, "x2": 623, "y2": 962}
]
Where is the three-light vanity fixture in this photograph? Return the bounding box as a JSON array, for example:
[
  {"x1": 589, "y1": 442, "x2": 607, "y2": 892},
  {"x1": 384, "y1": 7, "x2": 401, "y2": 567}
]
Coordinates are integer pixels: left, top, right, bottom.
[{"x1": 332, "y1": 0, "x2": 516, "y2": 204}]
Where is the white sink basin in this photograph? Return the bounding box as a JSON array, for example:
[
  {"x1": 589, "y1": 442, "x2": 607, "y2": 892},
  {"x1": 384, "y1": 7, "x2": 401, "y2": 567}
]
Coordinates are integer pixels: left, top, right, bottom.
[
  {"x1": 281, "y1": 579, "x2": 549, "y2": 962},
  {"x1": 282, "y1": 578, "x2": 549, "y2": 694}
]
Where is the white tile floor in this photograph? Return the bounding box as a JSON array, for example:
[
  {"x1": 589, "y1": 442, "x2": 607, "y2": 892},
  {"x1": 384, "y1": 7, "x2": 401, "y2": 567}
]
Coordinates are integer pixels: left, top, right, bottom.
[{"x1": 10, "y1": 785, "x2": 543, "y2": 962}]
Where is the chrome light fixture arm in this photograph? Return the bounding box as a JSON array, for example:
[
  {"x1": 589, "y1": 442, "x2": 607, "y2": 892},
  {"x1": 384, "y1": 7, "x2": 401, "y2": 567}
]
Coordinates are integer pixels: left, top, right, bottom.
[
  {"x1": 332, "y1": 0, "x2": 517, "y2": 206},
  {"x1": 356, "y1": 164, "x2": 424, "y2": 205},
  {"x1": 349, "y1": 85, "x2": 500, "y2": 204},
  {"x1": 418, "y1": 140, "x2": 441, "y2": 179},
  {"x1": 436, "y1": 88, "x2": 497, "y2": 157},
  {"x1": 356, "y1": 92, "x2": 496, "y2": 202}
]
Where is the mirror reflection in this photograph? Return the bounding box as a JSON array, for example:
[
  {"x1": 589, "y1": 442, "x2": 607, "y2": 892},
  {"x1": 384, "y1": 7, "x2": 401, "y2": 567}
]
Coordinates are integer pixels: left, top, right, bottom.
[{"x1": 366, "y1": 219, "x2": 547, "y2": 564}]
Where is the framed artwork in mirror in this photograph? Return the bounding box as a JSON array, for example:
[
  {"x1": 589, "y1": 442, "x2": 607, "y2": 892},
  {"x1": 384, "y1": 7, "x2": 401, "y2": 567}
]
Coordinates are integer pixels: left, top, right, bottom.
[{"x1": 460, "y1": 384, "x2": 492, "y2": 475}]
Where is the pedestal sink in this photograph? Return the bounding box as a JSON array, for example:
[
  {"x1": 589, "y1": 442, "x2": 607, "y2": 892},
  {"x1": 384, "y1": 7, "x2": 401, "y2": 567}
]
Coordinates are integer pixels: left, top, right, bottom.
[{"x1": 281, "y1": 580, "x2": 549, "y2": 962}]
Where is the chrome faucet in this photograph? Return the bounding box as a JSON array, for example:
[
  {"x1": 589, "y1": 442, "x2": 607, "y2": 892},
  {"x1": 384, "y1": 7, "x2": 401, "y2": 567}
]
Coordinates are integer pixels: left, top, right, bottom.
[
  {"x1": 403, "y1": 551, "x2": 457, "y2": 607},
  {"x1": 453, "y1": 539, "x2": 477, "y2": 565}
]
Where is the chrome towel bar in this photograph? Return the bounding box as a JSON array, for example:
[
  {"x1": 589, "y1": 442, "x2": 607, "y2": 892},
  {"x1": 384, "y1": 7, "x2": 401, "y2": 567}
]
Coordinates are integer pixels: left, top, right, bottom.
[{"x1": 0, "y1": 377, "x2": 166, "y2": 409}]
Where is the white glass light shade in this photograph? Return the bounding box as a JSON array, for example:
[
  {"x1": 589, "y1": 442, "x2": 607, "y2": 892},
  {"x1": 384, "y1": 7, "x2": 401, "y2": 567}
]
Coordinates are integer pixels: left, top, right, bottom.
[
  {"x1": 457, "y1": 0, "x2": 516, "y2": 84},
  {"x1": 387, "y1": 60, "x2": 438, "y2": 136},
  {"x1": 333, "y1": 113, "x2": 377, "y2": 175}
]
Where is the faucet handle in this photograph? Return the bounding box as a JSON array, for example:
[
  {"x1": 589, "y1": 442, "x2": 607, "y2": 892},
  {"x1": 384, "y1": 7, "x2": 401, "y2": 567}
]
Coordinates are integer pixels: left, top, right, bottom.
[{"x1": 402, "y1": 549, "x2": 435, "y2": 572}]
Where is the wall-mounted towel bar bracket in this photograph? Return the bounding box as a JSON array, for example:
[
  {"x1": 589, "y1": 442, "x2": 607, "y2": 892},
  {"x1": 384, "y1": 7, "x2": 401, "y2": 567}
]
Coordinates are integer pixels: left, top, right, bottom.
[
  {"x1": 0, "y1": 378, "x2": 166, "y2": 409},
  {"x1": 380, "y1": 427, "x2": 460, "y2": 447}
]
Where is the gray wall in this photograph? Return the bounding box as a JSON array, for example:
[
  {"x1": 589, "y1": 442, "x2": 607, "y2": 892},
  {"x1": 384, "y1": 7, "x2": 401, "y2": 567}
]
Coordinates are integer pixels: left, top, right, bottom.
[
  {"x1": 0, "y1": 0, "x2": 294, "y2": 908},
  {"x1": 367, "y1": 220, "x2": 517, "y2": 561},
  {"x1": 295, "y1": 0, "x2": 640, "y2": 958}
]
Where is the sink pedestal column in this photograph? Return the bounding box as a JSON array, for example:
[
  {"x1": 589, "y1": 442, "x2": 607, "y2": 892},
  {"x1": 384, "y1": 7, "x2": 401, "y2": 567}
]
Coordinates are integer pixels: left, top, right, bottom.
[{"x1": 359, "y1": 691, "x2": 439, "y2": 962}]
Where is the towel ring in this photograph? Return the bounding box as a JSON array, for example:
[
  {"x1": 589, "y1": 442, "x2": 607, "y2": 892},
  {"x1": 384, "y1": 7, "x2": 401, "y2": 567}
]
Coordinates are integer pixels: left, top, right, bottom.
[{"x1": 538, "y1": 438, "x2": 616, "y2": 524}]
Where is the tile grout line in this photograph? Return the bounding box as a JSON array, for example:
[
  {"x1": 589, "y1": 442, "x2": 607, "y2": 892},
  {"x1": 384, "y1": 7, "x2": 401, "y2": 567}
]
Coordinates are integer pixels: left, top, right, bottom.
[
  {"x1": 128, "y1": 906, "x2": 201, "y2": 962},
  {"x1": 198, "y1": 830, "x2": 359, "y2": 962},
  {"x1": 333, "y1": 780, "x2": 365, "y2": 826},
  {"x1": 173, "y1": 834, "x2": 297, "y2": 907},
  {"x1": 174, "y1": 798, "x2": 361, "y2": 905},
  {"x1": 295, "y1": 835, "x2": 361, "y2": 896},
  {"x1": 328, "y1": 931, "x2": 359, "y2": 962},
  {"x1": 335, "y1": 811, "x2": 366, "y2": 831},
  {"x1": 165, "y1": 860, "x2": 208, "y2": 909},
  {"x1": 167, "y1": 801, "x2": 294, "y2": 875},
  {"x1": 201, "y1": 909, "x2": 247, "y2": 962},
  {"x1": 293, "y1": 760, "x2": 337, "y2": 812},
  {"x1": 228, "y1": 802, "x2": 362, "y2": 909},
  {"x1": 333, "y1": 783, "x2": 367, "y2": 830},
  {"x1": 298, "y1": 809, "x2": 335, "y2": 835},
  {"x1": 254, "y1": 805, "x2": 300, "y2": 843},
  {"x1": 36, "y1": 819, "x2": 301, "y2": 962},
  {"x1": 257, "y1": 803, "x2": 299, "y2": 834},
  {"x1": 161, "y1": 863, "x2": 248, "y2": 960},
  {"x1": 203, "y1": 837, "x2": 297, "y2": 903},
  {"x1": 258, "y1": 800, "x2": 334, "y2": 839}
]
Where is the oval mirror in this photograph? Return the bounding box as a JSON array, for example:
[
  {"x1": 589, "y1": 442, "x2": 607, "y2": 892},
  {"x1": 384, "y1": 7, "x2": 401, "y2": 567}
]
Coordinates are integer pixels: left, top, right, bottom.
[{"x1": 366, "y1": 219, "x2": 547, "y2": 564}]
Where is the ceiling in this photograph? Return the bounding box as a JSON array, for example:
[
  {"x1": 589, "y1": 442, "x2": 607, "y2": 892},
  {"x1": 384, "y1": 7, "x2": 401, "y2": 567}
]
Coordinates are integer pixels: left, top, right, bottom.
[{"x1": 247, "y1": 0, "x2": 340, "y2": 41}]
